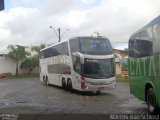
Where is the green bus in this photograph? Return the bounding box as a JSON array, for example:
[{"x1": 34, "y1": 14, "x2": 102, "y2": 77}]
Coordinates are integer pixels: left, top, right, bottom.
[{"x1": 128, "y1": 15, "x2": 160, "y2": 114}]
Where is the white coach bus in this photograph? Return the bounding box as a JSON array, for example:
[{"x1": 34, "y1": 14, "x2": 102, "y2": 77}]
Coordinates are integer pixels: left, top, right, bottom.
[{"x1": 40, "y1": 36, "x2": 116, "y2": 93}]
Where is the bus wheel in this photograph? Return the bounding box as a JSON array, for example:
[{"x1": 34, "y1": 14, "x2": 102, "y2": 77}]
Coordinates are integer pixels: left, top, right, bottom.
[
  {"x1": 46, "y1": 76, "x2": 49, "y2": 86},
  {"x1": 43, "y1": 76, "x2": 46, "y2": 85},
  {"x1": 67, "y1": 79, "x2": 73, "y2": 91},
  {"x1": 62, "y1": 78, "x2": 66, "y2": 89},
  {"x1": 95, "y1": 90, "x2": 101, "y2": 95},
  {"x1": 147, "y1": 88, "x2": 157, "y2": 114}
]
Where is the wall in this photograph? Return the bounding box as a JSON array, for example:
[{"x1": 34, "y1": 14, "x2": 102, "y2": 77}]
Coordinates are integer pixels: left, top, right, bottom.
[
  {"x1": 0, "y1": 55, "x2": 39, "y2": 75},
  {"x1": 113, "y1": 49, "x2": 128, "y2": 75},
  {"x1": 0, "y1": 56, "x2": 17, "y2": 75}
]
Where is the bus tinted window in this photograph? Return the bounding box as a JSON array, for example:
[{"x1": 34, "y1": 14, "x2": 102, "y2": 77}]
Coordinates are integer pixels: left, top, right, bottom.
[
  {"x1": 69, "y1": 39, "x2": 80, "y2": 53},
  {"x1": 41, "y1": 42, "x2": 69, "y2": 59},
  {"x1": 153, "y1": 23, "x2": 160, "y2": 54},
  {"x1": 80, "y1": 38, "x2": 112, "y2": 55},
  {"x1": 128, "y1": 34, "x2": 139, "y2": 58},
  {"x1": 135, "y1": 40, "x2": 152, "y2": 57},
  {"x1": 129, "y1": 28, "x2": 153, "y2": 58},
  {"x1": 83, "y1": 58, "x2": 115, "y2": 78}
]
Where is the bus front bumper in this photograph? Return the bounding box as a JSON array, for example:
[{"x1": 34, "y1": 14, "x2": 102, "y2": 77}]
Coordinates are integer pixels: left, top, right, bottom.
[{"x1": 82, "y1": 81, "x2": 117, "y2": 92}]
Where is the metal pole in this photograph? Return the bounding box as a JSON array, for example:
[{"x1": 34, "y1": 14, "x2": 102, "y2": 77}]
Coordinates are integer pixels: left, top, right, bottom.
[
  {"x1": 58, "y1": 28, "x2": 61, "y2": 42},
  {"x1": 0, "y1": 0, "x2": 4, "y2": 11}
]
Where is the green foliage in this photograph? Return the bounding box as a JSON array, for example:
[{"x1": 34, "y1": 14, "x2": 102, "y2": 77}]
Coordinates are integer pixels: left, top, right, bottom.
[
  {"x1": 20, "y1": 44, "x2": 45, "y2": 74},
  {"x1": 7, "y1": 44, "x2": 45, "y2": 75},
  {"x1": 7, "y1": 45, "x2": 30, "y2": 76},
  {"x1": 10, "y1": 74, "x2": 39, "y2": 79},
  {"x1": 8, "y1": 45, "x2": 30, "y2": 59},
  {"x1": 20, "y1": 57, "x2": 39, "y2": 74},
  {"x1": 31, "y1": 43, "x2": 45, "y2": 58},
  {"x1": 116, "y1": 77, "x2": 129, "y2": 82}
]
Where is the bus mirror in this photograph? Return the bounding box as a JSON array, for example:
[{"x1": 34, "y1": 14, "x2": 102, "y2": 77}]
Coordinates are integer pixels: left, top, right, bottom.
[
  {"x1": 72, "y1": 52, "x2": 84, "y2": 64},
  {"x1": 80, "y1": 57, "x2": 84, "y2": 64}
]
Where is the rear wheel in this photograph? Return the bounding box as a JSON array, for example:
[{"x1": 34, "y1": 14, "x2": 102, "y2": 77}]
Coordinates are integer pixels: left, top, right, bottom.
[
  {"x1": 46, "y1": 76, "x2": 49, "y2": 86},
  {"x1": 147, "y1": 88, "x2": 158, "y2": 114},
  {"x1": 67, "y1": 79, "x2": 73, "y2": 91},
  {"x1": 95, "y1": 90, "x2": 101, "y2": 95},
  {"x1": 42, "y1": 76, "x2": 46, "y2": 85}
]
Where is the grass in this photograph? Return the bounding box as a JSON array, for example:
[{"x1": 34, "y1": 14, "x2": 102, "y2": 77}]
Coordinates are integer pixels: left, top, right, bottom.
[
  {"x1": 8, "y1": 74, "x2": 128, "y2": 81},
  {"x1": 10, "y1": 74, "x2": 39, "y2": 79},
  {"x1": 116, "y1": 77, "x2": 129, "y2": 82}
]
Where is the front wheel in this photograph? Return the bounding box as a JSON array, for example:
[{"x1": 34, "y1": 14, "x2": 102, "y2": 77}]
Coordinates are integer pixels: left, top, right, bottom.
[
  {"x1": 62, "y1": 78, "x2": 66, "y2": 89},
  {"x1": 147, "y1": 88, "x2": 158, "y2": 114}
]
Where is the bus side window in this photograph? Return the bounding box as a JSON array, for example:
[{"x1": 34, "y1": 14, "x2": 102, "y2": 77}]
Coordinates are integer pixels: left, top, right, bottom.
[
  {"x1": 137, "y1": 28, "x2": 153, "y2": 57},
  {"x1": 129, "y1": 39, "x2": 135, "y2": 57},
  {"x1": 129, "y1": 28, "x2": 153, "y2": 58},
  {"x1": 153, "y1": 23, "x2": 160, "y2": 54}
]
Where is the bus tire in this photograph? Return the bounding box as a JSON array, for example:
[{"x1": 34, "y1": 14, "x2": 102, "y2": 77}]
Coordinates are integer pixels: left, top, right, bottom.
[
  {"x1": 95, "y1": 90, "x2": 101, "y2": 95},
  {"x1": 67, "y1": 79, "x2": 73, "y2": 92},
  {"x1": 46, "y1": 76, "x2": 49, "y2": 86},
  {"x1": 147, "y1": 88, "x2": 158, "y2": 114},
  {"x1": 62, "y1": 78, "x2": 66, "y2": 89},
  {"x1": 42, "y1": 76, "x2": 46, "y2": 85}
]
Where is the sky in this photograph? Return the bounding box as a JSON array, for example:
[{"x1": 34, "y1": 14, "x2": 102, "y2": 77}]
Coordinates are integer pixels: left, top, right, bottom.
[{"x1": 0, "y1": 0, "x2": 160, "y2": 51}]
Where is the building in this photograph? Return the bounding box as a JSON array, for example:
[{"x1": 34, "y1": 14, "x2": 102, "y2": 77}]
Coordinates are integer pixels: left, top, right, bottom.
[
  {"x1": 0, "y1": 47, "x2": 39, "y2": 76},
  {"x1": 113, "y1": 49, "x2": 128, "y2": 75}
]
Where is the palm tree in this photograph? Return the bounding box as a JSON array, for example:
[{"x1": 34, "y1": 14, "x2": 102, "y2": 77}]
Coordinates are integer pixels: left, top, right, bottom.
[
  {"x1": 31, "y1": 43, "x2": 45, "y2": 58},
  {"x1": 19, "y1": 44, "x2": 45, "y2": 75},
  {"x1": 7, "y1": 45, "x2": 30, "y2": 76}
]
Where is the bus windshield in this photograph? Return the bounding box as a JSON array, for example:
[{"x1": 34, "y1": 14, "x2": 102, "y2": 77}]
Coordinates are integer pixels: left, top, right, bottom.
[
  {"x1": 80, "y1": 38, "x2": 113, "y2": 55},
  {"x1": 83, "y1": 58, "x2": 115, "y2": 79}
]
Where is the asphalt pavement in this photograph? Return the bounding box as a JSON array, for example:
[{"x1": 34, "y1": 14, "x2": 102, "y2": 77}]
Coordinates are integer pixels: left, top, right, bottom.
[{"x1": 0, "y1": 78, "x2": 147, "y2": 114}]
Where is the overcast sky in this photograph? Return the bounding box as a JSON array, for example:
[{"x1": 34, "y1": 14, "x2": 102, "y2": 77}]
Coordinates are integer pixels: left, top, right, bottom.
[{"x1": 0, "y1": 0, "x2": 160, "y2": 51}]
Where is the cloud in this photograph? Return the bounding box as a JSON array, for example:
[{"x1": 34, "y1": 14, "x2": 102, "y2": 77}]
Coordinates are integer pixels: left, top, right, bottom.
[
  {"x1": 1, "y1": 0, "x2": 160, "y2": 51},
  {"x1": 72, "y1": 0, "x2": 160, "y2": 43},
  {"x1": 58, "y1": 10, "x2": 87, "y2": 28},
  {"x1": 42, "y1": 0, "x2": 75, "y2": 16},
  {"x1": 81, "y1": 0, "x2": 96, "y2": 5}
]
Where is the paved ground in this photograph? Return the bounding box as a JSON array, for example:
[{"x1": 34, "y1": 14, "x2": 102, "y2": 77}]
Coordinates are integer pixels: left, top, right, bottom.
[{"x1": 0, "y1": 78, "x2": 147, "y2": 114}]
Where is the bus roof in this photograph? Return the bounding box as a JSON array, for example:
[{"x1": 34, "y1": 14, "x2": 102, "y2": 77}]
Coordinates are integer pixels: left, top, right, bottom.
[
  {"x1": 40, "y1": 36, "x2": 109, "y2": 51},
  {"x1": 40, "y1": 40, "x2": 68, "y2": 51},
  {"x1": 70, "y1": 36, "x2": 109, "y2": 40},
  {"x1": 130, "y1": 15, "x2": 160, "y2": 38}
]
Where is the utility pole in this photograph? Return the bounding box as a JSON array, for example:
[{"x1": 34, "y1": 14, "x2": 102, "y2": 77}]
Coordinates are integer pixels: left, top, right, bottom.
[
  {"x1": 50, "y1": 26, "x2": 69, "y2": 43},
  {"x1": 58, "y1": 28, "x2": 61, "y2": 42},
  {"x1": 91, "y1": 31, "x2": 101, "y2": 37}
]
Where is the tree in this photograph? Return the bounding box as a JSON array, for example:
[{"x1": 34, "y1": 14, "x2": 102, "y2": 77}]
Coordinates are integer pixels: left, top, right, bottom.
[
  {"x1": 7, "y1": 45, "x2": 30, "y2": 76},
  {"x1": 20, "y1": 44, "x2": 45, "y2": 74},
  {"x1": 31, "y1": 44, "x2": 45, "y2": 58},
  {"x1": 20, "y1": 57, "x2": 39, "y2": 74}
]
